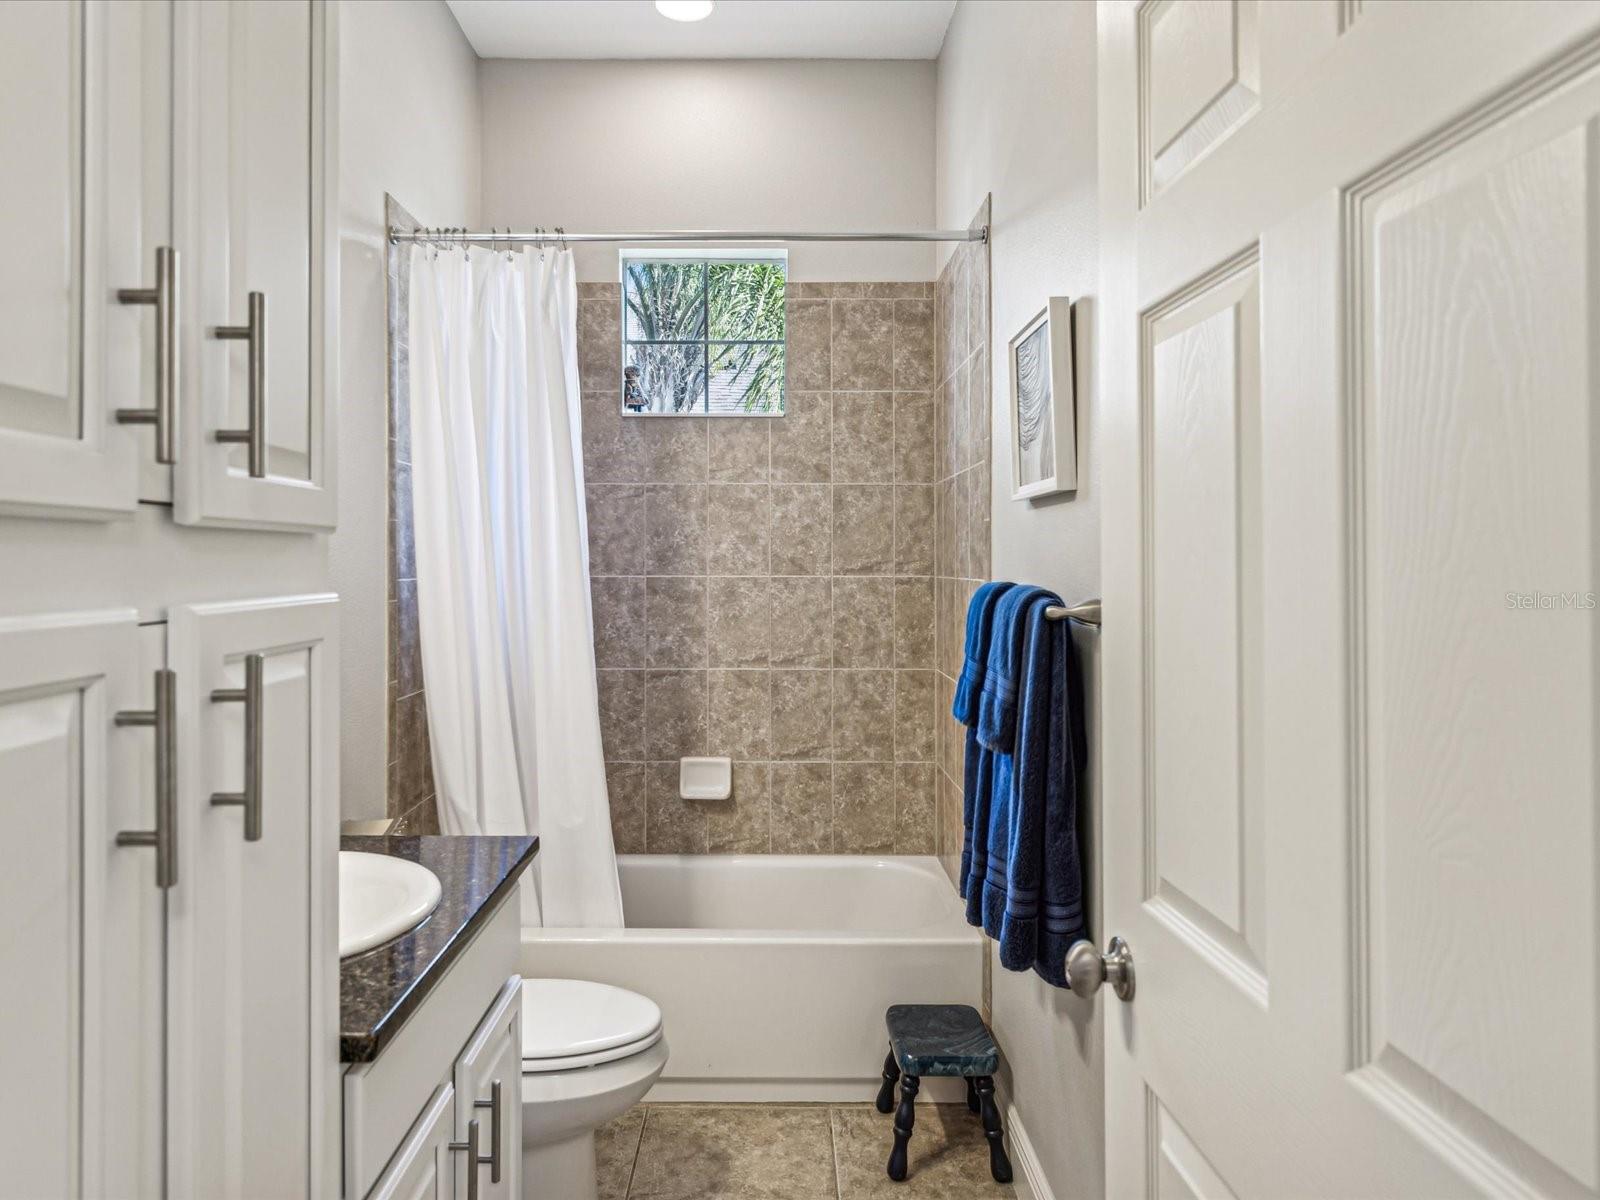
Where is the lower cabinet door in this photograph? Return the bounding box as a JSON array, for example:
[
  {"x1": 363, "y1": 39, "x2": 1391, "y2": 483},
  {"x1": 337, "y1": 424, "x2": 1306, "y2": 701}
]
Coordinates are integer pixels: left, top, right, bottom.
[
  {"x1": 369, "y1": 1082, "x2": 458, "y2": 1200},
  {"x1": 164, "y1": 593, "x2": 340, "y2": 1199},
  {"x1": 454, "y1": 978, "x2": 524, "y2": 1200}
]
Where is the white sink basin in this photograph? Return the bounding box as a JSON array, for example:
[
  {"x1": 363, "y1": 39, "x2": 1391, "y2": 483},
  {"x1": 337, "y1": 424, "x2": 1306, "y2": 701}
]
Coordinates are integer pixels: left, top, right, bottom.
[{"x1": 339, "y1": 851, "x2": 443, "y2": 959}]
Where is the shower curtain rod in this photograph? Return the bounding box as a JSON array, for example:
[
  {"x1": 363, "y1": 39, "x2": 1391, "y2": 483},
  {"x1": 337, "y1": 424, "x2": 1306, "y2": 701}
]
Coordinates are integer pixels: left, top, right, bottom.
[{"x1": 387, "y1": 225, "x2": 988, "y2": 246}]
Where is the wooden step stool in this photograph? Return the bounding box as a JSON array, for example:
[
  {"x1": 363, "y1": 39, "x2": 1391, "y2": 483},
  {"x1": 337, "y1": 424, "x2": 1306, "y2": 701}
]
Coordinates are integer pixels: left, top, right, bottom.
[{"x1": 875, "y1": 1003, "x2": 1012, "y2": 1184}]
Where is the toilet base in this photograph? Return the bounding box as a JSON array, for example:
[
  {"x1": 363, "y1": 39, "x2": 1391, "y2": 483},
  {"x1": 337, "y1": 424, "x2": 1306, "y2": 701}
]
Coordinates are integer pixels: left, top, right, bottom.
[{"x1": 523, "y1": 1129, "x2": 597, "y2": 1200}]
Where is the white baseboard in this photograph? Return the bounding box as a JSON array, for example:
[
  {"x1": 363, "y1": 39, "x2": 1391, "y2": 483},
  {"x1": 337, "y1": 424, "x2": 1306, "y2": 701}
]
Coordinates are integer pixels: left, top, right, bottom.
[
  {"x1": 999, "y1": 1086, "x2": 1054, "y2": 1200},
  {"x1": 644, "y1": 1075, "x2": 969, "y2": 1104}
]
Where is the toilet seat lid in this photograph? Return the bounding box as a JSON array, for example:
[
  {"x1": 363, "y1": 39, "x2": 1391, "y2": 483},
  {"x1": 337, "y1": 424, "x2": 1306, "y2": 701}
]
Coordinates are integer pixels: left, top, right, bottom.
[{"x1": 521, "y1": 979, "x2": 662, "y2": 1061}]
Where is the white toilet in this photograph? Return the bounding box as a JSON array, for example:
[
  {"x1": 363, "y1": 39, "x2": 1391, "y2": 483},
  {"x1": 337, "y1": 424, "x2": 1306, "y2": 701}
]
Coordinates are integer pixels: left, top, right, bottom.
[{"x1": 520, "y1": 979, "x2": 668, "y2": 1200}]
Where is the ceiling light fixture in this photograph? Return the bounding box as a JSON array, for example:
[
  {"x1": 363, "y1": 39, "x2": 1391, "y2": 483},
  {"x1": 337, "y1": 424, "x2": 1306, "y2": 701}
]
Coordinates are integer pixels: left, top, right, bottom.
[{"x1": 655, "y1": 0, "x2": 715, "y2": 21}]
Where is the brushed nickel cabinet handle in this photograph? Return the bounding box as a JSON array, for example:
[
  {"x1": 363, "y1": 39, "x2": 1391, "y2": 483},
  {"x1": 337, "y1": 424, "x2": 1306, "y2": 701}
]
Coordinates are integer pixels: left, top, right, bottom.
[
  {"x1": 209, "y1": 653, "x2": 264, "y2": 841},
  {"x1": 474, "y1": 1079, "x2": 503, "y2": 1183},
  {"x1": 116, "y1": 246, "x2": 179, "y2": 465},
  {"x1": 449, "y1": 1117, "x2": 482, "y2": 1200},
  {"x1": 114, "y1": 669, "x2": 178, "y2": 888},
  {"x1": 213, "y1": 290, "x2": 266, "y2": 477}
]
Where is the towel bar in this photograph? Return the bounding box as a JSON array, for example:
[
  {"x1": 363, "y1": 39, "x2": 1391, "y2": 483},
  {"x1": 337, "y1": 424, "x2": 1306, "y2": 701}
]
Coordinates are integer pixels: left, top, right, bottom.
[{"x1": 1043, "y1": 599, "x2": 1101, "y2": 626}]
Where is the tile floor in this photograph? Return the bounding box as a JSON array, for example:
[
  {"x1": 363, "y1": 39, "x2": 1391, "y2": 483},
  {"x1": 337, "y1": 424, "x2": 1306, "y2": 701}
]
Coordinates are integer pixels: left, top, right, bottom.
[{"x1": 595, "y1": 1102, "x2": 1016, "y2": 1200}]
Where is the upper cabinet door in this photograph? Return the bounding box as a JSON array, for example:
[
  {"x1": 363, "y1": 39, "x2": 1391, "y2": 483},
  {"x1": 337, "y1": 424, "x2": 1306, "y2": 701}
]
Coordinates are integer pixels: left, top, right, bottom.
[
  {"x1": 172, "y1": 0, "x2": 338, "y2": 531},
  {"x1": 0, "y1": 1, "x2": 146, "y2": 520},
  {"x1": 165, "y1": 593, "x2": 340, "y2": 1199}
]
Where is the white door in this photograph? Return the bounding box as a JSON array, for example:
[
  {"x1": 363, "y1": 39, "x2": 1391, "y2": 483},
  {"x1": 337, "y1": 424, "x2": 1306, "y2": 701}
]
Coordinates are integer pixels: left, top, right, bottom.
[
  {"x1": 172, "y1": 0, "x2": 337, "y2": 531},
  {"x1": 454, "y1": 979, "x2": 525, "y2": 1200},
  {"x1": 0, "y1": 610, "x2": 162, "y2": 1199},
  {"x1": 370, "y1": 1084, "x2": 460, "y2": 1200},
  {"x1": 1098, "y1": 1, "x2": 1600, "y2": 1195},
  {"x1": 165, "y1": 593, "x2": 339, "y2": 1200},
  {"x1": 0, "y1": 0, "x2": 147, "y2": 519}
]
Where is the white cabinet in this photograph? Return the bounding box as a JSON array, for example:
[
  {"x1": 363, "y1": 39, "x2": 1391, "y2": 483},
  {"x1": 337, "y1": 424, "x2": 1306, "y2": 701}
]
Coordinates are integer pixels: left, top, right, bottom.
[
  {"x1": 370, "y1": 1084, "x2": 460, "y2": 1200},
  {"x1": 454, "y1": 980, "x2": 525, "y2": 1200},
  {"x1": 0, "y1": 1, "x2": 146, "y2": 519},
  {"x1": 0, "y1": 0, "x2": 338, "y2": 529},
  {"x1": 166, "y1": 593, "x2": 340, "y2": 1200},
  {"x1": 0, "y1": 611, "x2": 163, "y2": 1200},
  {"x1": 173, "y1": 0, "x2": 338, "y2": 530}
]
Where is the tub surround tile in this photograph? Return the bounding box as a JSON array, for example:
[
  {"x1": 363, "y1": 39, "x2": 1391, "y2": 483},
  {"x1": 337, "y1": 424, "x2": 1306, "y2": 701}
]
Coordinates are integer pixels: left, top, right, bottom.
[
  {"x1": 645, "y1": 671, "x2": 707, "y2": 761},
  {"x1": 709, "y1": 419, "x2": 770, "y2": 483},
  {"x1": 894, "y1": 670, "x2": 936, "y2": 763},
  {"x1": 833, "y1": 484, "x2": 895, "y2": 575},
  {"x1": 893, "y1": 578, "x2": 935, "y2": 670},
  {"x1": 832, "y1": 577, "x2": 895, "y2": 668},
  {"x1": 707, "y1": 484, "x2": 771, "y2": 575},
  {"x1": 769, "y1": 577, "x2": 833, "y2": 668},
  {"x1": 706, "y1": 577, "x2": 770, "y2": 667},
  {"x1": 785, "y1": 300, "x2": 832, "y2": 393},
  {"x1": 831, "y1": 299, "x2": 895, "y2": 391},
  {"x1": 832, "y1": 392, "x2": 895, "y2": 483},
  {"x1": 771, "y1": 670, "x2": 833, "y2": 760},
  {"x1": 598, "y1": 669, "x2": 647, "y2": 761},
  {"x1": 770, "y1": 484, "x2": 832, "y2": 575},
  {"x1": 646, "y1": 762, "x2": 705, "y2": 854},
  {"x1": 704, "y1": 761, "x2": 770, "y2": 854},
  {"x1": 708, "y1": 669, "x2": 771, "y2": 761},
  {"x1": 391, "y1": 690, "x2": 435, "y2": 813},
  {"x1": 646, "y1": 577, "x2": 708, "y2": 668},
  {"x1": 833, "y1": 670, "x2": 894, "y2": 761},
  {"x1": 895, "y1": 484, "x2": 935, "y2": 577},
  {"x1": 578, "y1": 291, "x2": 622, "y2": 391},
  {"x1": 588, "y1": 484, "x2": 649, "y2": 576},
  {"x1": 771, "y1": 762, "x2": 833, "y2": 853},
  {"x1": 606, "y1": 763, "x2": 648, "y2": 855},
  {"x1": 592, "y1": 576, "x2": 647, "y2": 669},
  {"x1": 645, "y1": 417, "x2": 709, "y2": 483},
  {"x1": 584, "y1": 393, "x2": 650, "y2": 484},
  {"x1": 894, "y1": 763, "x2": 937, "y2": 855},
  {"x1": 770, "y1": 391, "x2": 831, "y2": 483},
  {"x1": 645, "y1": 483, "x2": 708, "y2": 575},
  {"x1": 893, "y1": 391, "x2": 935, "y2": 484},
  {"x1": 339, "y1": 835, "x2": 538, "y2": 1063},
  {"x1": 391, "y1": 580, "x2": 424, "y2": 697},
  {"x1": 833, "y1": 762, "x2": 895, "y2": 854}
]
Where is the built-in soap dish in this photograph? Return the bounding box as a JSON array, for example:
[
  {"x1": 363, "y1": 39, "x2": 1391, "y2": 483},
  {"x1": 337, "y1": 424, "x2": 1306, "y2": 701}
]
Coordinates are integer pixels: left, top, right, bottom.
[{"x1": 679, "y1": 756, "x2": 732, "y2": 801}]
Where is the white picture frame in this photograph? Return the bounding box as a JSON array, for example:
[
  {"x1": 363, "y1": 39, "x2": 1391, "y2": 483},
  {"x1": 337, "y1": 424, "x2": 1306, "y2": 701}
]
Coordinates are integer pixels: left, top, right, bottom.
[{"x1": 1008, "y1": 297, "x2": 1077, "y2": 499}]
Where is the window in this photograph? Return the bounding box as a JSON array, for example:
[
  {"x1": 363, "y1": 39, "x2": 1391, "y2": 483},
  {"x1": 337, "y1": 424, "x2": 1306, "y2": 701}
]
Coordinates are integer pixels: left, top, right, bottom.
[{"x1": 621, "y1": 250, "x2": 786, "y2": 415}]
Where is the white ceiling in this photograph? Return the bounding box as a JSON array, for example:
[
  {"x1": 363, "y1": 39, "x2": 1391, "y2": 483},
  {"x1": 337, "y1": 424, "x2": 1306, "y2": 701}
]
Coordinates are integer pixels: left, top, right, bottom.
[{"x1": 445, "y1": 0, "x2": 958, "y2": 61}]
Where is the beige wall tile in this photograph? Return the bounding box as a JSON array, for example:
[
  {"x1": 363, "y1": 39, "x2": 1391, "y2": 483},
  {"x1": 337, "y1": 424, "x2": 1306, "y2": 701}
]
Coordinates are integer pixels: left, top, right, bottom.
[
  {"x1": 831, "y1": 299, "x2": 895, "y2": 391},
  {"x1": 938, "y1": 768, "x2": 965, "y2": 884},
  {"x1": 592, "y1": 576, "x2": 646, "y2": 668},
  {"x1": 586, "y1": 484, "x2": 647, "y2": 576},
  {"x1": 934, "y1": 475, "x2": 954, "y2": 581},
  {"x1": 582, "y1": 393, "x2": 648, "y2": 483},
  {"x1": 646, "y1": 576, "x2": 707, "y2": 668},
  {"x1": 596, "y1": 668, "x2": 646, "y2": 762},
  {"x1": 770, "y1": 391, "x2": 831, "y2": 483},
  {"x1": 966, "y1": 347, "x2": 990, "y2": 475},
  {"x1": 707, "y1": 669, "x2": 770, "y2": 760},
  {"x1": 771, "y1": 762, "x2": 832, "y2": 853},
  {"x1": 832, "y1": 484, "x2": 894, "y2": 575},
  {"x1": 706, "y1": 576, "x2": 770, "y2": 667},
  {"x1": 893, "y1": 391, "x2": 935, "y2": 484},
  {"x1": 833, "y1": 670, "x2": 894, "y2": 761},
  {"x1": 953, "y1": 468, "x2": 973, "y2": 582},
  {"x1": 770, "y1": 484, "x2": 832, "y2": 575},
  {"x1": 894, "y1": 484, "x2": 935, "y2": 577},
  {"x1": 605, "y1": 762, "x2": 647, "y2": 854},
  {"x1": 894, "y1": 762, "x2": 937, "y2": 854},
  {"x1": 709, "y1": 418, "x2": 770, "y2": 483},
  {"x1": 707, "y1": 484, "x2": 771, "y2": 575},
  {"x1": 893, "y1": 298, "x2": 935, "y2": 391},
  {"x1": 785, "y1": 299, "x2": 831, "y2": 392},
  {"x1": 893, "y1": 577, "x2": 935, "y2": 670},
  {"x1": 894, "y1": 669, "x2": 936, "y2": 763},
  {"x1": 832, "y1": 577, "x2": 895, "y2": 668},
  {"x1": 968, "y1": 460, "x2": 992, "y2": 581},
  {"x1": 645, "y1": 670, "x2": 706, "y2": 760},
  {"x1": 645, "y1": 417, "x2": 709, "y2": 482},
  {"x1": 831, "y1": 392, "x2": 894, "y2": 483},
  {"x1": 577, "y1": 290, "x2": 621, "y2": 392},
  {"x1": 645, "y1": 483, "x2": 708, "y2": 574},
  {"x1": 833, "y1": 762, "x2": 895, "y2": 853},
  {"x1": 771, "y1": 669, "x2": 832, "y2": 760},
  {"x1": 646, "y1": 761, "x2": 705, "y2": 854},
  {"x1": 769, "y1": 577, "x2": 832, "y2": 668},
  {"x1": 705, "y1": 761, "x2": 770, "y2": 854}
]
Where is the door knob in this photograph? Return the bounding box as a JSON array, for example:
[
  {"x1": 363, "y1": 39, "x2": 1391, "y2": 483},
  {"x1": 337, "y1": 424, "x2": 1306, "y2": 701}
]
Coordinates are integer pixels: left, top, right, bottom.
[{"x1": 1064, "y1": 936, "x2": 1135, "y2": 1001}]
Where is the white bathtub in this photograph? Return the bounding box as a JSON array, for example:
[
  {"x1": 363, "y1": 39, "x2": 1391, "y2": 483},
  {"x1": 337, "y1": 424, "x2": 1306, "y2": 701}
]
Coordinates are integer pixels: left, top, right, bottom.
[{"x1": 521, "y1": 855, "x2": 983, "y2": 1102}]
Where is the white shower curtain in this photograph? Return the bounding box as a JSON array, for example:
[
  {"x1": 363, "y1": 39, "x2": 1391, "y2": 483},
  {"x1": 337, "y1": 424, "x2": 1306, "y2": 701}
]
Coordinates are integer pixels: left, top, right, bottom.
[{"x1": 409, "y1": 244, "x2": 624, "y2": 928}]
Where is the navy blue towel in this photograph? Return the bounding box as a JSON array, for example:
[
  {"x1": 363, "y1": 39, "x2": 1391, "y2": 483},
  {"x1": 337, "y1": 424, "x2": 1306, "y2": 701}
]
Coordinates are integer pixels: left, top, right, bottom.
[
  {"x1": 1033, "y1": 621, "x2": 1088, "y2": 986},
  {"x1": 977, "y1": 585, "x2": 1053, "y2": 754},
  {"x1": 954, "y1": 583, "x2": 1012, "y2": 902}
]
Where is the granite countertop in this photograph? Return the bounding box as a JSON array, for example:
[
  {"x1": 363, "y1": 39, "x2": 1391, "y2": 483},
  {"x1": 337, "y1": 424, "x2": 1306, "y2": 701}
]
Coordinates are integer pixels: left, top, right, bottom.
[{"x1": 340, "y1": 834, "x2": 538, "y2": 1063}]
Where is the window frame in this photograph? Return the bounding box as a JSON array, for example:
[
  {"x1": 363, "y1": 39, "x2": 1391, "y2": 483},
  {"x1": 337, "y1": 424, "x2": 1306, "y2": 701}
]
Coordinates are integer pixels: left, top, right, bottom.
[{"x1": 619, "y1": 248, "x2": 788, "y2": 417}]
